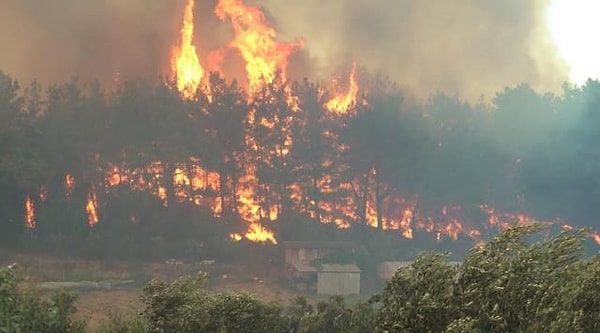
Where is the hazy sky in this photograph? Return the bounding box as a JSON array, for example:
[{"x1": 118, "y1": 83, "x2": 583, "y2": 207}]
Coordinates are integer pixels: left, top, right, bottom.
[{"x1": 0, "y1": 0, "x2": 568, "y2": 100}]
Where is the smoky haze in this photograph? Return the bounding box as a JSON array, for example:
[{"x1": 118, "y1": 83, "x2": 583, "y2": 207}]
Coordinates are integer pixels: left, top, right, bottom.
[
  {"x1": 0, "y1": 0, "x2": 229, "y2": 86},
  {"x1": 0, "y1": 0, "x2": 568, "y2": 99},
  {"x1": 259, "y1": 0, "x2": 569, "y2": 99}
]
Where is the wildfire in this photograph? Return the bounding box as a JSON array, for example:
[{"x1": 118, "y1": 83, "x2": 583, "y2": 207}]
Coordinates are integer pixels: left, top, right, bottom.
[
  {"x1": 25, "y1": 196, "x2": 35, "y2": 229},
  {"x1": 326, "y1": 62, "x2": 359, "y2": 113},
  {"x1": 65, "y1": 173, "x2": 75, "y2": 196},
  {"x1": 591, "y1": 232, "x2": 600, "y2": 245},
  {"x1": 105, "y1": 164, "x2": 121, "y2": 187},
  {"x1": 244, "y1": 223, "x2": 278, "y2": 244},
  {"x1": 157, "y1": 186, "x2": 168, "y2": 207},
  {"x1": 85, "y1": 189, "x2": 99, "y2": 227},
  {"x1": 171, "y1": 0, "x2": 204, "y2": 99},
  {"x1": 17, "y1": 0, "x2": 600, "y2": 249},
  {"x1": 214, "y1": 0, "x2": 304, "y2": 90},
  {"x1": 39, "y1": 186, "x2": 47, "y2": 202}
]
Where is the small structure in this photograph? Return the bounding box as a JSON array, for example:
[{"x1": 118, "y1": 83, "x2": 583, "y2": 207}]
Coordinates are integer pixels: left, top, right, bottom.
[
  {"x1": 288, "y1": 262, "x2": 318, "y2": 292},
  {"x1": 283, "y1": 241, "x2": 359, "y2": 295},
  {"x1": 317, "y1": 264, "x2": 361, "y2": 295},
  {"x1": 283, "y1": 241, "x2": 356, "y2": 266}
]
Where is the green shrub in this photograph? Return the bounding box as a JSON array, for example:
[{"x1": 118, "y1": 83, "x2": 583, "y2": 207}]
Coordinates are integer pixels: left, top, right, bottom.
[
  {"x1": 140, "y1": 272, "x2": 286, "y2": 333},
  {"x1": 0, "y1": 264, "x2": 86, "y2": 333}
]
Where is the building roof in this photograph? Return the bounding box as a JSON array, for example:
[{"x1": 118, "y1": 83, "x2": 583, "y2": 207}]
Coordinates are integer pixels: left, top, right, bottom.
[
  {"x1": 283, "y1": 241, "x2": 356, "y2": 249},
  {"x1": 319, "y1": 264, "x2": 361, "y2": 273},
  {"x1": 291, "y1": 262, "x2": 318, "y2": 273}
]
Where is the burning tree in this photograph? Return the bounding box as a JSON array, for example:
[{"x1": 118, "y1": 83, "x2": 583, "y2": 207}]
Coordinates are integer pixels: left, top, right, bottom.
[{"x1": 2, "y1": 0, "x2": 600, "y2": 256}]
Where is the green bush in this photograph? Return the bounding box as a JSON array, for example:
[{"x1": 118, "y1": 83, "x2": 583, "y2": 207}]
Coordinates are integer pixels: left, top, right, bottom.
[
  {"x1": 373, "y1": 224, "x2": 600, "y2": 333},
  {"x1": 140, "y1": 272, "x2": 286, "y2": 333},
  {"x1": 286, "y1": 296, "x2": 376, "y2": 333},
  {"x1": 0, "y1": 264, "x2": 86, "y2": 333}
]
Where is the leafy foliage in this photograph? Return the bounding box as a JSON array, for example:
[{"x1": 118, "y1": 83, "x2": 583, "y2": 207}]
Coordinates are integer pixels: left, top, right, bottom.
[
  {"x1": 374, "y1": 224, "x2": 600, "y2": 332},
  {"x1": 140, "y1": 272, "x2": 286, "y2": 333},
  {"x1": 0, "y1": 264, "x2": 86, "y2": 333}
]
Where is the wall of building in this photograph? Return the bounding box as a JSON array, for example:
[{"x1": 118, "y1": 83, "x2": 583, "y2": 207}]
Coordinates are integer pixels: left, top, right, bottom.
[
  {"x1": 285, "y1": 248, "x2": 329, "y2": 265},
  {"x1": 317, "y1": 272, "x2": 360, "y2": 295}
]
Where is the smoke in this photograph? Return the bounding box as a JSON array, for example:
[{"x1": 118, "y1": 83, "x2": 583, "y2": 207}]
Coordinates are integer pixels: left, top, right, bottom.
[
  {"x1": 257, "y1": 0, "x2": 569, "y2": 100},
  {"x1": 0, "y1": 0, "x2": 568, "y2": 100},
  {"x1": 0, "y1": 0, "x2": 227, "y2": 87}
]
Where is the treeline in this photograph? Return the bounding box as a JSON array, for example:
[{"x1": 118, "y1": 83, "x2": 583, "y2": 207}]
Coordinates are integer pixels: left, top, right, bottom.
[
  {"x1": 1, "y1": 69, "x2": 600, "y2": 254},
  {"x1": 3, "y1": 225, "x2": 600, "y2": 332}
]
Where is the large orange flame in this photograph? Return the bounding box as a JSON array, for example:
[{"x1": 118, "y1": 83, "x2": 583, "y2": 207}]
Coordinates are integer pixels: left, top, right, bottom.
[
  {"x1": 214, "y1": 0, "x2": 304, "y2": 90},
  {"x1": 231, "y1": 223, "x2": 277, "y2": 245},
  {"x1": 86, "y1": 189, "x2": 99, "y2": 227},
  {"x1": 25, "y1": 195, "x2": 35, "y2": 230},
  {"x1": 326, "y1": 62, "x2": 359, "y2": 113},
  {"x1": 171, "y1": 0, "x2": 205, "y2": 99},
  {"x1": 245, "y1": 223, "x2": 278, "y2": 244}
]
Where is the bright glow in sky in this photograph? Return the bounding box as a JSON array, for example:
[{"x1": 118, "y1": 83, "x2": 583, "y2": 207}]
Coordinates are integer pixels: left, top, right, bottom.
[{"x1": 546, "y1": 0, "x2": 600, "y2": 85}]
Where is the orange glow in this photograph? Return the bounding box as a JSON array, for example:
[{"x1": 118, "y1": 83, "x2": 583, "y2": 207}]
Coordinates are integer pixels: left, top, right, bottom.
[
  {"x1": 326, "y1": 62, "x2": 359, "y2": 113},
  {"x1": 561, "y1": 224, "x2": 573, "y2": 231},
  {"x1": 105, "y1": 164, "x2": 121, "y2": 187},
  {"x1": 157, "y1": 186, "x2": 168, "y2": 207},
  {"x1": 244, "y1": 223, "x2": 277, "y2": 244},
  {"x1": 214, "y1": 0, "x2": 304, "y2": 90},
  {"x1": 230, "y1": 233, "x2": 243, "y2": 241},
  {"x1": 86, "y1": 189, "x2": 99, "y2": 227},
  {"x1": 236, "y1": 165, "x2": 278, "y2": 223},
  {"x1": 25, "y1": 195, "x2": 35, "y2": 229},
  {"x1": 65, "y1": 173, "x2": 75, "y2": 196},
  {"x1": 39, "y1": 186, "x2": 48, "y2": 202},
  {"x1": 171, "y1": 0, "x2": 205, "y2": 99},
  {"x1": 173, "y1": 167, "x2": 191, "y2": 202},
  {"x1": 190, "y1": 163, "x2": 220, "y2": 192},
  {"x1": 591, "y1": 232, "x2": 600, "y2": 245},
  {"x1": 399, "y1": 207, "x2": 415, "y2": 239}
]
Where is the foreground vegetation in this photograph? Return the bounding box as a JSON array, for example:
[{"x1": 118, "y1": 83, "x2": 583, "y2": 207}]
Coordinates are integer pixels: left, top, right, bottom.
[{"x1": 3, "y1": 224, "x2": 600, "y2": 332}]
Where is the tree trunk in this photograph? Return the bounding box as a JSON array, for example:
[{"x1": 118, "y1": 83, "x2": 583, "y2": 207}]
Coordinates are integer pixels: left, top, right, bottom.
[
  {"x1": 375, "y1": 168, "x2": 383, "y2": 230},
  {"x1": 360, "y1": 171, "x2": 369, "y2": 225},
  {"x1": 219, "y1": 169, "x2": 227, "y2": 214},
  {"x1": 312, "y1": 176, "x2": 321, "y2": 224}
]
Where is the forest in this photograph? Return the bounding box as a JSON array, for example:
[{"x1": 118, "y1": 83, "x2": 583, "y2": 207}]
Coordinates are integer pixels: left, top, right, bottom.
[{"x1": 1, "y1": 67, "x2": 600, "y2": 259}]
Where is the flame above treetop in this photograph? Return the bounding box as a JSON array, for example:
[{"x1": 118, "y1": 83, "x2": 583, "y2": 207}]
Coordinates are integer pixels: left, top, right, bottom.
[
  {"x1": 215, "y1": 0, "x2": 304, "y2": 91},
  {"x1": 20, "y1": 0, "x2": 600, "y2": 248},
  {"x1": 326, "y1": 62, "x2": 359, "y2": 113},
  {"x1": 171, "y1": 0, "x2": 205, "y2": 99}
]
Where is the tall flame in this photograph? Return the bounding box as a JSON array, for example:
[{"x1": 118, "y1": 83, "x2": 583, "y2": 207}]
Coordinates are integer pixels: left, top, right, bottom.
[
  {"x1": 86, "y1": 189, "x2": 99, "y2": 227},
  {"x1": 326, "y1": 62, "x2": 359, "y2": 113},
  {"x1": 245, "y1": 223, "x2": 278, "y2": 244},
  {"x1": 214, "y1": 0, "x2": 304, "y2": 90},
  {"x1": 171, "y1": 0, "x2": 205, "y2": 99},
  {"x1": 25, "y1": 196, "x2": 35, "y2": 229}
]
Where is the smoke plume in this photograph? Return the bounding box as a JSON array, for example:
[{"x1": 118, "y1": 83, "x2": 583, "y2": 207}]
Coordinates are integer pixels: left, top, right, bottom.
[{"x1": 0, "y1": 0, "x2": 568, "y2": 99}]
